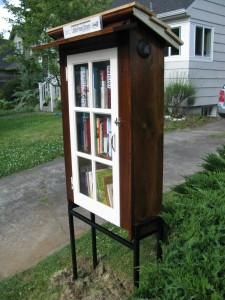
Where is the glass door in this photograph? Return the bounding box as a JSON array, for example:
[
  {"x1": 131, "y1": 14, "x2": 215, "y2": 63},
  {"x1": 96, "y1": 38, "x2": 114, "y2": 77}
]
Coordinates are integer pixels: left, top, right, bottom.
[{"x1": 67, "y1": 48, "x2": 120, "y2": 226}]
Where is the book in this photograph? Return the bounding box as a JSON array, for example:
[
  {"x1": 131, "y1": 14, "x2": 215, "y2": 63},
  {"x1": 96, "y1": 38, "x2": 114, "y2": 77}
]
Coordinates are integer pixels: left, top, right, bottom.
[
  {"x1": 106, "y1": 183, "x2": 113, "y2": 208},
  {"x1": 95, "y1": 116, "x2": 112, "y2": 159},
  {"x1": 104, "y1": 176, "x2": 113, "y2": 207},
  {"x1": 83, "y1": 114, "x2": 91, "y2": 153},
  {"x1": 107, "y1": 65, "x2": 111, "y2": 108},
  {"x1": 100, "y1": 69, "x2": 108, "y2": 108},
  {"x1": 80, "y1": 66, "x2": 88, "y2": 107},
  {"x1": 93, "y1": 66, "x2": 101, "y2": 108},
  {"x1": 86, "y1": 170, "x2": 93, "y2": 198},
  {"x1": 96, "y1": 168, "x2": 112, "y2": 206}
]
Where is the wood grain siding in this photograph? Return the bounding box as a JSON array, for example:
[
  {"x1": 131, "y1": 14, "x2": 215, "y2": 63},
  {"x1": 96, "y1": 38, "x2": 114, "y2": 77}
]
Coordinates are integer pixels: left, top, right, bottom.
[
  {"x1": 59, "y1": 51, "x2": 73, "y2": 204},
  {"x1": 130, "y1": 27, "x2": 164, "y2": 224},
  {"x1": 118, "y1": 32, "x2": 132, "y2": 232}
]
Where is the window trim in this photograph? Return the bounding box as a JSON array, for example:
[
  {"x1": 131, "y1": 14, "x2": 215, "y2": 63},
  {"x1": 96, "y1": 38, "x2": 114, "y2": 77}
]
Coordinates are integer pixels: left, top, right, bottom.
[
  {"x1": 164, "y1": 26, "x2": 181, "y2": 57},
  {"x1": 194, "y1": 24, "x2": 213, "y2": 60}
]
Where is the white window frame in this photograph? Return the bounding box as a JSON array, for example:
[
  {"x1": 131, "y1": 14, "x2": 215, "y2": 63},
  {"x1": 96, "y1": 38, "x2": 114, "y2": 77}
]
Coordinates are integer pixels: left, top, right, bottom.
[
  {"x1": 67, "y1": 48, "x2": 120, "y2": 226},
  {"x1": 164, "y1": 26, "x2": 181, "y2": 57},
  {"x1": 194, "y1": 24, "x2": 213, "y2": 60}
]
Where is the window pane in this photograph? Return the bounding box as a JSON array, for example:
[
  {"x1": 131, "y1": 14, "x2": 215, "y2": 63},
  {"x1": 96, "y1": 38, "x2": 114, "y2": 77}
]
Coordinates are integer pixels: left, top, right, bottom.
[
  {"x1": 74, "y1": 64, "x2": 89, "y2": 107},
  {"x1": 95, "y1": 114, "x2": 112, "y2": 160},
  {"x1": 76, "y1": 112, "x2": 91, "y2": 154},
  {"x1": 96, "y1": 163, "x2": 113, "y2": 207},
  {"x1": 195, "y1": 27, "x2": 203, "y2": 56},
  {"x1": 93, "y1": 61, "x2": 111, "y2": 109},
  {"x1": 204, "y1": 28, "x2": 211, "y2": 57},
  {"x1": 171, "y1": 27, "x2": 180, "y2": 56},
  {"x1": 78, "y1": 157, "x2": 93, "y2": 197},
  {"x1": 164, "y1": 47, "x2": 169, "y2": 57}
]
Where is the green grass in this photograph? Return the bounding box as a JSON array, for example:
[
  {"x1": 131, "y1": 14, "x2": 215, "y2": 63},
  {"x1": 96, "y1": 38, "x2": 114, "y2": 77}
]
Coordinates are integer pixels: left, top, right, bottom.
[
  {"x1": 0, "y1": 112, "x2": 220, "y2": 179},
  {"x1": 164, "y1": 115, "x2": 219, "y2": 132},
  {"x1": 0, "y1": 222, "x2": 156, "y2": 299},
  {"x1": 0, "y1": 112, "x2": 64, "y2": 178},
  {"x1": 0, "y1": 113, "x2": 224, "y2": 298},
  {"x1": 1, "y1": 145, "x2": 225, "y2": 299}
]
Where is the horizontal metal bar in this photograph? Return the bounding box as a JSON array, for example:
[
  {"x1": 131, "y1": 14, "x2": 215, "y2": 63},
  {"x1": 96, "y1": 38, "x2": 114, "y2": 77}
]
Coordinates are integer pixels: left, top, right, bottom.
[{"x1": 69, "y1": 207, "x2": 134, "y2": 250}]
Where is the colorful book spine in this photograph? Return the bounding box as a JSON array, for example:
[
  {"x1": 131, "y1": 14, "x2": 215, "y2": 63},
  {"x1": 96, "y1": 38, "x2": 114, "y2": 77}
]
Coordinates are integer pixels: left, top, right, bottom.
[
  {"x1": 100, "y1": 70, "x2": 108, "y2": 108},
  {"x1": 95, "y1": 116, "x2": 112, "y2": 158},
  {"x1": 107, "y1": 65, "x2": 111, "y2": 108},
  {"x1": 83, "y1": 114, "x2": 91, "y2": 153},
  {"x1": 93, "y1": 67, "x2": 101, "y2": 108},
  {"x1": 80, "y1": 66, "x2": 88, "y2": 107}
]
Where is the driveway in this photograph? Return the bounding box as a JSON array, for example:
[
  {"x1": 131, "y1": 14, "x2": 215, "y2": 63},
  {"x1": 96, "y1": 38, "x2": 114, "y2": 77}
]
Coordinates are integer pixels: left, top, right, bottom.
[{"x1": 1, "y1": 118, "x2": 225, "y2": 279}]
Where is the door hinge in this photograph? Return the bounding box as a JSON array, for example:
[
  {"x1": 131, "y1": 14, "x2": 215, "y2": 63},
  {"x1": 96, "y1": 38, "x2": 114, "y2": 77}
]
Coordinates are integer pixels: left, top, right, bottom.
[
  {"x1": 71, "y1": 177, "x2": 74, "y2": 190},
  {"x1": 66, "y1": 67, "x2": 68, "y2": 82}
]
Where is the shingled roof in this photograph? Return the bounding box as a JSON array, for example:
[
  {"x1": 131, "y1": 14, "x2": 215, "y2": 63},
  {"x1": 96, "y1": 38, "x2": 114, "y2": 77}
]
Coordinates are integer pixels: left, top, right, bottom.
[{"x1": 109, "y1": 0, "x2": 196, "y2": 14}]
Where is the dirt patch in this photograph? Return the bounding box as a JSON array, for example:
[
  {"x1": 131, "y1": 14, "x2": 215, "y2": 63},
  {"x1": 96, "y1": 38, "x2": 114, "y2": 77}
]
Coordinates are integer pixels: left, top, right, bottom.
[{"x1": 49, "y1": 259, "x2": 133, "y2": 299}]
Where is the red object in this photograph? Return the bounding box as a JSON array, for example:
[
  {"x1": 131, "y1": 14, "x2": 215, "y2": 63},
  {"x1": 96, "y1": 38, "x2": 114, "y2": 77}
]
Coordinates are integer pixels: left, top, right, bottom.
[{"x1": 219, "y1": 90, "x2": 224, "y2": 102}]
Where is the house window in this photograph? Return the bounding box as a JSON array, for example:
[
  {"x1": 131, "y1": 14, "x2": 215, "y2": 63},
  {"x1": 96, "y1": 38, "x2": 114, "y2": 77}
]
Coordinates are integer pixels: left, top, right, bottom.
[
  {"x1": 164, "y1": 27, "x2": 181, "y2": 57},
  {"x1": 202, "y1": 106, "x2": 212, "y2": 116},
  {"x1": 15, "y1": 41, "x2": 23, "y2": 54},
  {"x1": 195, "y1": 26, "x2": 212, "y2": 57}
]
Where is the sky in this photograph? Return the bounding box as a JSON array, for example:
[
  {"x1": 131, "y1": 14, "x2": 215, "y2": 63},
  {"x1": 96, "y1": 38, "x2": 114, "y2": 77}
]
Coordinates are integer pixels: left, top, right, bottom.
[{"x1": 0, "y1": 0, "x2": 20, "y2": 39}]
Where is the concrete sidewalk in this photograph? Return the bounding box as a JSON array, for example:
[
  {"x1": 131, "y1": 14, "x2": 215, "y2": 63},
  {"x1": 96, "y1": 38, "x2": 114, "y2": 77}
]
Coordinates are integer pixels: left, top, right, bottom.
[{"x1": 1, "y1": 118, "x2": 225, "y2": 279}]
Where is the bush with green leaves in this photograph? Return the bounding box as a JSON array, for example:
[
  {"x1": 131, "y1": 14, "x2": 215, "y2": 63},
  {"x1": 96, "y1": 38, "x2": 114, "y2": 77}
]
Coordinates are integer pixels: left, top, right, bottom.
[
  {"x1": 2, "y1": 77, "x2": 20, "y2": 102},
  {"x1": 165, "y1": 76, "x2": 196, "y2": 117},
  {"x1": 132, "y1": 145, "x2": 225, "y2": 299},
  {"x1": 0, "y1": 99, "x2": 14, "y2": 110}
]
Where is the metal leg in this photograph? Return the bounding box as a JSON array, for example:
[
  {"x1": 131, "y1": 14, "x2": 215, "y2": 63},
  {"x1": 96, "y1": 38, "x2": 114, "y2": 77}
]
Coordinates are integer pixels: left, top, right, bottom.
[
  {"x1": 156, "y1": 218, "x2": 164, "y2": 260},
  {"x1": 68, "y1": 206, "x2": 166, "y2": 288},
  {"x1": 68, "y1": 206, "x2": 78, "y2": 280},
  {"x1": 133, "y1": 224, "x2": 140, "y2": 288},
  {"x1": 91, "y1": 213, "x2": 98, "y2": 269}
]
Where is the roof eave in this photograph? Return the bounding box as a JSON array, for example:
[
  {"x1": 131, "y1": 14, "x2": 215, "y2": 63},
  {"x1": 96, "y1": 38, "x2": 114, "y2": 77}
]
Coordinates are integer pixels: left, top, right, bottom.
[
  {"x1": 35, "y1": 2, "x2": 182, "y2": 50},
  {"x1": 157, "y1": 9, "x2": 189, "y2": 21}
]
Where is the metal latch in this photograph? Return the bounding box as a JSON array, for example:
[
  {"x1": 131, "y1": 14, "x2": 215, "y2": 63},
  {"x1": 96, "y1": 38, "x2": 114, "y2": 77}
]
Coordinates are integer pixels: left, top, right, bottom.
[{"x1": 114, "y1": 117, "x2": 122, "y2": 127}]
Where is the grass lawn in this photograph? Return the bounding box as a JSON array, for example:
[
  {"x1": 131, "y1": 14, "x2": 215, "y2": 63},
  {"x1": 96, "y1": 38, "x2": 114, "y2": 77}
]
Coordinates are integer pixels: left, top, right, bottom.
[
  {"x1": 164, "y1": 115, "x2": 220, "y2": 132},
  {"x1": 0, "y1": 112, "x2": 224, "y2": 298},
  {"x1": 0, "y1": 112, "x2": 64, "y2": 178},
  {"x1": 0, "y1": 111, "x2": 218, "y2": 179}
]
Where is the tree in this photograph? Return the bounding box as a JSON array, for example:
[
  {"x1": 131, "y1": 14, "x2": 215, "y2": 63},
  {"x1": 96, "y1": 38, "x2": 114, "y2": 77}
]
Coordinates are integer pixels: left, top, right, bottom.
[{"x1": 1, "y1": 0, "x2": 111, "y2": 106}]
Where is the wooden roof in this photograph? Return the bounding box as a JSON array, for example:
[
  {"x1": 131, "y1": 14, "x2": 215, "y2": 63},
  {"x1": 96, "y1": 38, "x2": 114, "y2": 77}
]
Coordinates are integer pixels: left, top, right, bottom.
[{"x1": 36, "y1": 2, "x2": 183, "y2": 50}]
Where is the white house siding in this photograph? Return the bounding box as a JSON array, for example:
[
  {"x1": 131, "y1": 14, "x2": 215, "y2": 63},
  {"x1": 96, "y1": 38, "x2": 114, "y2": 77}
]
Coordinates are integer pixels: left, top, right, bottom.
[
  {"x1": 162, "y1": 0, "x2": 225, "y2": 116},
  {"x1": 164, "y1": 19, "x2": 191, "y2": 82}
]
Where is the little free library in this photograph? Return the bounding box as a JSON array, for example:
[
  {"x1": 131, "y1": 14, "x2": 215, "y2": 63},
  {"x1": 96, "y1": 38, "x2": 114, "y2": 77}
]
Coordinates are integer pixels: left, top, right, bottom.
[{"x1": 37, "y1": 2, "x2": 182, "y2": 287}]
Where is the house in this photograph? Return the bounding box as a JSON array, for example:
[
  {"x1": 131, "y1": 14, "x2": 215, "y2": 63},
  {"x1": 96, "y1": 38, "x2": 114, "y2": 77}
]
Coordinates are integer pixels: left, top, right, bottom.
[
  {"x1": 9, "y1": 30, "x2": 60, "y2": 112},
  {"x1": 110, "y1": 0, "x2": 225, "y2": 116},
  {"x1": 0, "y1": 39, "x2": 18, "y2": 91}
]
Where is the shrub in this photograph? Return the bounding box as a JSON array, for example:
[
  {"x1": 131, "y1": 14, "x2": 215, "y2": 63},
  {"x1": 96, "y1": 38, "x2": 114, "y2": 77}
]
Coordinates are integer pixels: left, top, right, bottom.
[
  {"x1": 165, "y1": 76, "x2": 196, "y2": 118},
  {"x1": 2, "y1": 77, "x2": 20, "y2": 101},
  {"x1": 54, "y1": 97, "x2": 62, "y2": 111},
  {"x1": 13, "y1": 88, "x2": 39, "y2": 108},
  {"x1": 202, "y1": 145, "x2": 225, "y2": 172},
  {"x1": 132, "y1": 145, "x2": 225, "y2": 299},
  {"x1": 0, "y1": 99, "x2": 14, "y2": 110}
]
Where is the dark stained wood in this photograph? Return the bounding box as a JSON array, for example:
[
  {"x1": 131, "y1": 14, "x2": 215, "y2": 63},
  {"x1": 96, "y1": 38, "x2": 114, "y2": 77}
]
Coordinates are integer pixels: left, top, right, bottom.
[
  {"x1": 117, "y1": 32, "x2": 132, "y2": 233},
  {"x1": 35, "y1": 27, "x2": 115, "y2": 50},
  {"x1": 59, "y1": 51, "x2": 73, "y2": 204},
  {"x1": 129, "y1": 26, "x2": 164, "y2": 225},
  {"x1": 49, "y1": 4, "x2": 172, "y2": 237}
]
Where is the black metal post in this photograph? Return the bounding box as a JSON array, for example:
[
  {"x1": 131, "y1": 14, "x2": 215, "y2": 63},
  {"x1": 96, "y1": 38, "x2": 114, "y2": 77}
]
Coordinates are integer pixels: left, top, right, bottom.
[
  {"x1": 91, "y1": 213, "x2": 98, "y2": 269},
  {"x1": 133, "y1": 224, "x2": 140, "y2": 288},
  {"x1": 67, "y1": 205, "x2": 166, "y2": 287},
  {"x1": 68, "y1": 205, "x2": 78, "y2": 280}
]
